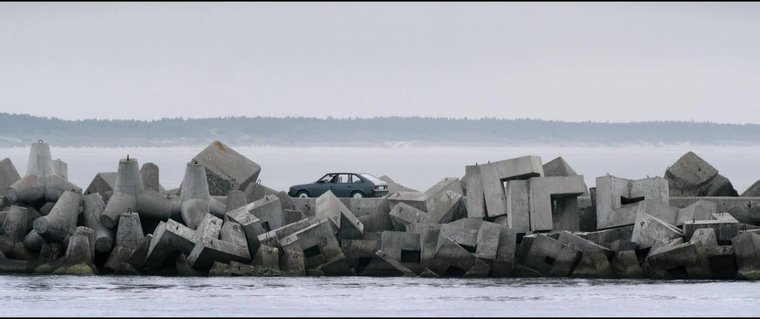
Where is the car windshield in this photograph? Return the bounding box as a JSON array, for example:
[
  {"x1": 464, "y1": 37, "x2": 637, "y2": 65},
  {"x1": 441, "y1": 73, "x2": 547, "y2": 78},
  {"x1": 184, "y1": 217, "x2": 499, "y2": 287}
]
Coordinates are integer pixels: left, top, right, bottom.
[{"x1": 359, "y1": 173, "x2": 385, "y2": 185}]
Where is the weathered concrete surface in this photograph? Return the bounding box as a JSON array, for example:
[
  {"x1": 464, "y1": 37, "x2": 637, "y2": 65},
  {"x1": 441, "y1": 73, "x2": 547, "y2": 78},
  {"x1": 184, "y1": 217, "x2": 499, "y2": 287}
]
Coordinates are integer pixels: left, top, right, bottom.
[
  {"x1": 379, "y1": 175, "x2": 418, "y2": 194},
  {"x1": 631, "y1": 212, "x2": 683, "y2": 249},
  {"x1": 528, "y1": 175, "x2": 587, "y2": 231},
  {"x1": 192, "y1": 140, "x2": 261, "y2": 196},
  {"x1": 389, "y1": 203, "x2": 431, "y2": 231},
  {"x1": 82, "y1": 193, "x2": 114, "y2": 254},
  {"x1": 665, "y1": 152, "x2": 737, "y2": 197},
  {"x1": 669, "y1": 197, "x2": 760, "y2": 226},
  {"x1": 85, "y1": 172, "x2": 117, "y2": 202},
  {"x1": 7, "y1": 141, "x2": 81, "y2": 204},
  {"x1": 316, "y1": 191, "x2": 364, "y2": 239},
  {"x1": 280, "y1": 219, "x2": 344, "y2": 272},
  {"x1": 101, "y1": 157, "x2": 179, "y2": 229},
  {"x1": 521, "y1": 234, "x2": 582, "y2": 277},
  {"x1": 741, "y1": 181, "x2": 760, "y2": 197},
  {"x1": 33, "y1": 191, "x2": 80, "y2": 243},
  {"x1": 0, "y1": 158, "x2": 20, "y2": 192},
  {"x1": 542, "y1": 157, "x2": 578, "y2": 177},
  {"x1": 504, "y1": 180, "x2": 530, "y2": 233},
  {"x1": 478, "y1": 156, "x2": 544, "y2": 218},
  {"x1": 595, "y1": 176, "x2": 670, "y2": 230},
  {"x1": 179, "y1": 161, "x2": 226, "y2": 229}
]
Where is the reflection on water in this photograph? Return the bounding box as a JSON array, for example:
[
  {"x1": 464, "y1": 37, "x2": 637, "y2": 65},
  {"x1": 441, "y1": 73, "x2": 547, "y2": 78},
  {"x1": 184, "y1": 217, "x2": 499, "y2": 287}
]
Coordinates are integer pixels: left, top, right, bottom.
[{"x1": 0, "y1": 275, "x2": 758, "y2": 316}]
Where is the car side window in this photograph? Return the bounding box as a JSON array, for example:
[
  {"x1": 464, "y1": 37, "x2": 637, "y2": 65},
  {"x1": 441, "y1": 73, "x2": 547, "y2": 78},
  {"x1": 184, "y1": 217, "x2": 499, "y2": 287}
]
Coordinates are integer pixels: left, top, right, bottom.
[
  {"x1": 336, "y1": 174, "x2": 349, "y2": 183},
  {"x1": 352, "y1": 174, "x2": 363, "y2": 183},
  {"x1": 320, "y1": 174, "x2": 334, "y2": 183}
]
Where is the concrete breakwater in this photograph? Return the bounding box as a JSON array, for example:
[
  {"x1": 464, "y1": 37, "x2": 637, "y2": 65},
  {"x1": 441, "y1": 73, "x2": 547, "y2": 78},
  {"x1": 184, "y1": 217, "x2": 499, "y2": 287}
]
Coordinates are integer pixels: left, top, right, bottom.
[{"x1": 0, "y1": 140, "x2": 759, "y2": 279}]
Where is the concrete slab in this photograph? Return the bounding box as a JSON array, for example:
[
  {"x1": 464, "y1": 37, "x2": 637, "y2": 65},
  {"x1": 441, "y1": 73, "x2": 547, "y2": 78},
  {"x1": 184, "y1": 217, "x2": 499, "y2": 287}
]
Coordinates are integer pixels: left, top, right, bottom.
[
  {"x1": 464, "y1": 164, "x2": 486, "y2": 218},
  {"x1": 595, "y1": 175, "x2": 669, "y2": 230},
  {"x1": 479, "y1": 156, "x2": 544, "y2": 218},
  {"x1": 316, "y1": 191, "x2": 364, "y2": 239},
  {"x1": 542, "y1": 157, "x2": 578, "y2": 177},
  {"x1": 528, "y1": 175, "x2": 587, "y2": 231},
  {"x1": 475, "y1": 221, "x2": 501, "y2": 261},
  {"x1": 631, "y1": 212, "x2": 683, "y2": 249},
  {"x1": 389, "y1": 202, "x2": 431, "y2": 231},
  {"x1": 504, "y1": 180, "x2": 530, "y2": 233},
  {"x1": 676, "y1": 199, "x2": 717, "y2": 227},
  {"x1": 427, "y1": 190, "x2": 464, "y2": 224},
  {"x1": 522, "y1": 234, "x2": 582, "y2": 276},
  {"x1": 192, "y1": 140, "x2": 261, "y2": 196}
]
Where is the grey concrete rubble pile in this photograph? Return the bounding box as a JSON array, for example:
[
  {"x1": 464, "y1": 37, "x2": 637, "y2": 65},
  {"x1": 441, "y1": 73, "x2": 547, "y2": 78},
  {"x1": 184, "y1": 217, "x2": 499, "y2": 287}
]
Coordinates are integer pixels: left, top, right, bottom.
[{"x1": 2, "y1": 141, "x2": 760, "y2": 280}]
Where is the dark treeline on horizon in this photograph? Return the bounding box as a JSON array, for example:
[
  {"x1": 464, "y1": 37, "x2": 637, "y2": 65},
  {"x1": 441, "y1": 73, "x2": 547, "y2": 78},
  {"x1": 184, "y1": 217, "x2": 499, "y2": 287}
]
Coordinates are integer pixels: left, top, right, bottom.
[{"x1": 1, "y1": 112, "x2": 759, "y2": 147}]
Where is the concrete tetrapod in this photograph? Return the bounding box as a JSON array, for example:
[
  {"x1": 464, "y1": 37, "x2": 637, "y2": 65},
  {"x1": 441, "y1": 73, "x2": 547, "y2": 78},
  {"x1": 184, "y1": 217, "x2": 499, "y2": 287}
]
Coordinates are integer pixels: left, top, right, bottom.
[
  {"x1": 179, "y1": 161, "x2": 225, "y2": 229},
  {"x1": 82, "y1": 193, "x2": 114, "y2": 253},
  {"x1": 32, "y1": 191, "x2": 81, "y2": 243},
  {"x1": 101, "y1": 157, "x2": 180, "y2": 229},
  {"x1": 7, "y1": 141, "x2": 81, "y2": 204}
]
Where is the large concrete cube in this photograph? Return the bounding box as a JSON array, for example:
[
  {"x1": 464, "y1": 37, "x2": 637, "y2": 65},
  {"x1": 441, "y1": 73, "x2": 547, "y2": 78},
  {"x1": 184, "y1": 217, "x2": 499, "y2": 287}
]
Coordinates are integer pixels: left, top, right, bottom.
[{"x1": 192, "y1": 140, "x2": 261, "y2": 196}]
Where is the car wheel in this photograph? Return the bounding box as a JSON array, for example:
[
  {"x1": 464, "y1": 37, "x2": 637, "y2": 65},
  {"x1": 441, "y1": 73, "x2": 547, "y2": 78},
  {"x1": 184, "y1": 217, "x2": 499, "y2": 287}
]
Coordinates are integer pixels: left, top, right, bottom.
[
  {"x1": 352, "y1": 191, "x2": 364, "y2": 199},
  {"x1": 297, "y1": 190, "x2": 310, "y2": 198}
]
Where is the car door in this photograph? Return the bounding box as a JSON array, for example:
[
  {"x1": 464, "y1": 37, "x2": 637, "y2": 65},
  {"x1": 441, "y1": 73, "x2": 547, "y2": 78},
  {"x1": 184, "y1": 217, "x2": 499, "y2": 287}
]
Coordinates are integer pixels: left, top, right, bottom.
[
  {"x1": 312, "y1": 173, "x2": 334, "y2": 197},
  {"x1": 350, "y1": 174, "x2": 369, "y2": 196},
  {"x1": 332, "y1": 173, "x2": 351, "y2": 197}
]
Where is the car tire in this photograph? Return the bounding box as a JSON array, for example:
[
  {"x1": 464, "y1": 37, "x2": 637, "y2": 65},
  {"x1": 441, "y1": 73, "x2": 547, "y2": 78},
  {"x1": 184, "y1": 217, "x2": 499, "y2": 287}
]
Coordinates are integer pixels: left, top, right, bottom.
[
  {"x1": 297, "y1": 190, "x2": 310, "y2": 198},
  {"x1": 351, "y1": 191, "x2": 364, "y2": 199}
]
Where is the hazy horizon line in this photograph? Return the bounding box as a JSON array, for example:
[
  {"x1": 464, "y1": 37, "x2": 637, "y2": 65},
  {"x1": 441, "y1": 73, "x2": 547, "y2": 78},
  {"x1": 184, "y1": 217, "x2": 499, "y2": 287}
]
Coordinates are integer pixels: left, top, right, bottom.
[{"x1": 4, "y1": 112, "x2": 759, "y2": 126}]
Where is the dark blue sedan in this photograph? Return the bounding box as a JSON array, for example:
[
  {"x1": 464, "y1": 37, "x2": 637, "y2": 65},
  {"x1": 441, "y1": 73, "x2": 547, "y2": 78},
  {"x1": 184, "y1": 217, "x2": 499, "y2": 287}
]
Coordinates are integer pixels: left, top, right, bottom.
[{"x1": 288, "y1": 173, "x2": 389, "y2": 198}]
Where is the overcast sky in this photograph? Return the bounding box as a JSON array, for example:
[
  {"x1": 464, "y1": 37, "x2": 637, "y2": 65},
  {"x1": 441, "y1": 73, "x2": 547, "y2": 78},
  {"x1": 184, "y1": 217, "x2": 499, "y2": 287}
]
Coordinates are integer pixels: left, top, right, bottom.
[{"x1": 2, "y1": 2, "x2": 760, "y2": 122}]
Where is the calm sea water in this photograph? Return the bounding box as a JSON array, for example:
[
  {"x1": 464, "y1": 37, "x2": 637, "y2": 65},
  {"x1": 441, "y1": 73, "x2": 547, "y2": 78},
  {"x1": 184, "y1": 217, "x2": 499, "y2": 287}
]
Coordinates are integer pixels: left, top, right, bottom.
[
  {"x1": 0, "y1": 275, "x2": 758, "y2": 317},
  {"x1": 1, "y1": 143, "x2": 760, "y2": 193}
]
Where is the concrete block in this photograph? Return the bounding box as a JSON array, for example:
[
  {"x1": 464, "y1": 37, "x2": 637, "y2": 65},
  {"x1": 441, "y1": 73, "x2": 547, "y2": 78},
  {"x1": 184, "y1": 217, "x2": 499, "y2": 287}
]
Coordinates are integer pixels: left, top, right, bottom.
[
  {"x1": 528, "y1": 175, "x2": 587, "y2": 231},
  {"x1": 577, "y1": 225, "x2": 633, "y2": 247},
  {"x1": 243, "y1": 182, "x2": 278, "y2": 204},
  {"x1": 252, "y1": 244, "x2": 280, "y2": 268},
  {"x1": 491, "y1": 227, "x2": 518, "y2": 277},
  {"x1": 225, "y1": 190, "x2": 247, "y2": 212},
  {"x1": 220, "y1": 221, "x2": 248, "y2": 251},
  {"x1": 522, "y1": 234, "x2": 582, "y2": 276},
  {"x1": 187, "y1": 237, "x2": 251, "y2": 272},
  {"x1": 114, "y1": 211, "x2": 144, "y2": 250},
  {"x1": 645, "y1": 241, "x2": 712, "y2": 278},
  {"x1": 464, "y1": 164, "x2": 486, "y2": 219},
  {"x1": 475, "y1": 221, "x2": 501, "y2": 261},
  {"x1": 676, "y1": 199, "x2": 717, "y2": 226},
  {"x1": 389, "y1": 203, "x2": 431, "y2": 231},
  {"x1": 315, "y1": 191, "x2": 363, "y2": 239},
  {"x1": 595, "y1": 175, "x2": 669, "y2": 230},
  {"x1": 82, "y1": 193, "x2": 114, "y2": 254},
  {"x1": 192, "y1": 140, "x2": 261, "y2": 196},
  {"x1": 283, "y1": 209, "x2": 306, "y2": 226},
  {"x1": 374, "y1": 250, "x2": 416, "y2": 276},
  {"x1": 140, "y1": 162, "x2": 160, "y2": 193},
  {"x1": 101, "y1": 157, "x2": 179, "y2": 229},
  {"x1": 7, "y1": 141, "x2": 81, "y2": 204},
  {"x1": 542, "y1": 157, "x2": 578, "y2": 177},
  {"x1": 144, "y1": 220, "x2": 198, "y2": 269},
  {"x1": 179, "y1": 161, "x2": 227, "y2": 229},
  {"x1": 463, "y1": 258, "x2": 491, "y2": 278},
  {"x1": 683, "y1": 215, "x2": 758, "y2": 244},
  {"x1": 571, "y1": 249, "x2": 615, "y2": 278},
  {"x1": 741, "y1": 180, "x2": 760, "y2": 197},
  {"x1": 63, "y1": 226, "x2": 93, "y2": 266},
  {"x1": 504, "y1": 180, "x2": 530, "y2": 233},
  {"x1": 278, "y1": 235, "x2": 305, "y2": 275},
  {"x1": 732, "y1": 231, "x2": 760, "y2": 275},
  {"x1": 631, "y1": 212, "x2": 683, "y2": 249},
  {"x1": 33, "y1": 191, "x2": 80, "y2": 242},
  {"x1": 340, "y1": 239, "x2": 378, "y2": 273},
  {"x1": 357, "y1": 199, "x2": 393, "y2": 232},
  {"x1": 380, "y1": 231, "x2": 421, "y2": 265},
  {"x1": 447, "y1": 218, "x2": 483, "y2": 231},
  {"x1": 438, "y1": 224, "x2": 478, "y2": 251},
  {"x1": 51, "y1": 159, "x2": 67, "y2": 181},
  {"x1": 557, "y1": 231, "x2": 615, "y2": 259},
  {"x1": 405, "y1": 223, "x2": 441, "y2": 234},
  {"x1": 419, "y1": 229, "x2": 443, "y2": 274},
  {"x1": 85, "y1": 172, "x2": 117, "y2": 201},
  {"x1": 0, "y1": 158, "x2": 20, "y2": 191},
  {"x1": 478, "y1": 156, "x2": 544, "y2": 218},
  {"x1": 665, "y1": 152, "x2": 737, "y2": 196},
  {"x1": 22, "y1": 230, "x2": 43, "y2": 252},
  {"x1": 226, "y1": 206, "x2": 264, "y2": 258},
  {"x1": 427, "y1": 190, "x2": 464, "y2": 224},
  {"x1": 257, "y1": 218, "x2": 311, "y2": 247},
  {"x1": 432, "y1": 236, "x2": 477, "y2": 276},
  {"x1": 379, "y1": 175, "x2": 418, "y2": 194},
  {"x1": 387, "y1": 191, "x2": 428, "y2": 213},
  {"x1": 610, "y1": 250, "x2": 644, "y2": 278},
  {"x1": 280, "y1": 219, "x2": 344, "y2": 270}
]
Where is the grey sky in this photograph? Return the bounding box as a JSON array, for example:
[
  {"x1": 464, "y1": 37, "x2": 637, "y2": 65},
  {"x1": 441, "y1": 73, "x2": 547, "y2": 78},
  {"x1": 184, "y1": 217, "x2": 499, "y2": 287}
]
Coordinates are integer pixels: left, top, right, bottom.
[{"x1": 2, "y1": 2, "x2": 760, "y2": 123}]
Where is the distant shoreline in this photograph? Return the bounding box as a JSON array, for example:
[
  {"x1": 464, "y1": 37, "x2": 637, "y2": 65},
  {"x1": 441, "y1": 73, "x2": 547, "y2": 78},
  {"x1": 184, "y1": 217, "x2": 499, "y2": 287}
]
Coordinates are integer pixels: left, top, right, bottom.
[{"x1": 2, "y1": 113, "x2": 760, "y2": 147}]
